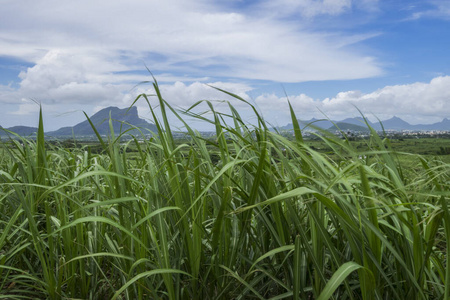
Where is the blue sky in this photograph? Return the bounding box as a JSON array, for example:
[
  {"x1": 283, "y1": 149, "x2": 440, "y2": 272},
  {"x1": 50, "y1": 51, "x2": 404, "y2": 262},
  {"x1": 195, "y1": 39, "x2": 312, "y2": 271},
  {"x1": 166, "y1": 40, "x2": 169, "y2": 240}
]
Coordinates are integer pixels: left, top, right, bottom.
[{"x1": 0, "y1": 0, "x2": 449, "y2": 130}]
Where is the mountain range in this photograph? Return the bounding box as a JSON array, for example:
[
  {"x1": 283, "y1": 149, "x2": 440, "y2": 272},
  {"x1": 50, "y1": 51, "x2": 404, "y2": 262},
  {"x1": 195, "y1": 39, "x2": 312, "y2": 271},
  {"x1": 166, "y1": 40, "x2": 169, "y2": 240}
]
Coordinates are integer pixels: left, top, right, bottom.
[
  {"x1": 279, "y1": 116, "x2": 450, "y2": 132},
  {"x1": 1, "y1": 109, "x2": 450, "y2": 137},
  {"x1": 0, "y1": 106, "x2": 157, "y2": 137}
]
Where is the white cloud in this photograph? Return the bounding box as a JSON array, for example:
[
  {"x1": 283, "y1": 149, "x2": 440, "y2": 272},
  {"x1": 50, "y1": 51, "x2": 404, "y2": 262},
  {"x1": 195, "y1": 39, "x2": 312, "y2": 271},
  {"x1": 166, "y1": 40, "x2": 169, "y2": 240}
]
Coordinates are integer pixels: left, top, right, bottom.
[
  {"x1": 254, "y1": 76, "x2": 450, "y2": 125},
  {"x1": 11, "y1": 50, "x2": 128, "y2": 106},
  {"x1": 256, "y1": 0, "x2": 381, "y2": 19},
  {"x1": 10, "y1": 100, "x2": 41, "y2": 116},
  {"x1": 431, "y1": 0, "x2": 450, "y2": 17},
  {"x1": 260, "y1": 0, "x2": 352, "y2": 18},
  {"x1": 159, "y1": 81, "x2": 253, "y2": 107},
  {"x1": 0, "y1": 84, "x2": 18, "y2": 105},
  {"x1": 0, "y1": 0, "x2": 382, "y2": 84},
  {"x1": 130, "y1": 81, "x2": 254, "y2": 124},
  {"x1": 404, "y1": 0, "x2": 450, "y2": 20},
  {"x1": 129, "y1": 75, "x2": 450, "y2": 129}
]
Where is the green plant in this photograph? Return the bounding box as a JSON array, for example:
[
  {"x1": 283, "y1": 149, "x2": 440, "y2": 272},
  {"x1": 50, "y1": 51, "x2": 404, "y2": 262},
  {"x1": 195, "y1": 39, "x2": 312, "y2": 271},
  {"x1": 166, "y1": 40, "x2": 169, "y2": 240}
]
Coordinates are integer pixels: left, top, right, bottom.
[{"x1": 0, "y1": 79, "x2": 448, "y2": 299}]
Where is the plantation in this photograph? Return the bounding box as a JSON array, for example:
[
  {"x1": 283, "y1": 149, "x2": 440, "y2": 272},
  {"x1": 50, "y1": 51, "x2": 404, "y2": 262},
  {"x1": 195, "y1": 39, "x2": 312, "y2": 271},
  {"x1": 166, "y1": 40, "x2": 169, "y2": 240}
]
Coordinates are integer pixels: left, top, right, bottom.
[{"x1": 1, "y1": 81, "x2": 449, "y2": 299}]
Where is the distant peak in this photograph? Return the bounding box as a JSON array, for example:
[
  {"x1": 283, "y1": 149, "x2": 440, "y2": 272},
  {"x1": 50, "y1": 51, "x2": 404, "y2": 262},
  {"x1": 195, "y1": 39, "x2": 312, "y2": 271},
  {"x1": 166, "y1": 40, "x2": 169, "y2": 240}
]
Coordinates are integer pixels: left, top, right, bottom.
[
  {"x1": 98, "y1": 106, "x2": 119, "y2": 111},
  {"x1": 94, "y1": 106, "x2": 138, "y2": 116}
]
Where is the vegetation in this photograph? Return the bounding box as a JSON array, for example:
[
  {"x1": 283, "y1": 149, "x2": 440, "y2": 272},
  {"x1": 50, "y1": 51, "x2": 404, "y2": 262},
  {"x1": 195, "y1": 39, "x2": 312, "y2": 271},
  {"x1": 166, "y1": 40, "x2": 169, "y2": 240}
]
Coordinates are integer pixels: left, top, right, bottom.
[{"x1": 0, "y1": 80, "x2": 449, "y2": 299}]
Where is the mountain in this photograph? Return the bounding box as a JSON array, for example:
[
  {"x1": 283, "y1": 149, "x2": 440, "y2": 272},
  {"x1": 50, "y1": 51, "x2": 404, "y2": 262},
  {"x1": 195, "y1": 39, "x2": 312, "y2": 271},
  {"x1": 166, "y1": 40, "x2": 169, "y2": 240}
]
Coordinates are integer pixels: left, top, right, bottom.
[
  {"x1": 414, "y1": 118, "x2": 450, "y2": 131},
  {"x1": 279, "y1": 117, "x2": 370, "y2": 131},
  {"x1": 0, "y1": 125, "x2": 39, "y2": 136},
  {"x1": 2, "y1": 110, "x2": 450, "y2": 137},
  {"x1": 280, "y1": 116, "x2": 450, "y2": 131},
  {"x1": 279, "y1": 118, "x2": 334, "y2": 130},
  {"x1": 47, "y1": 106, "x2": 157, "y2": 136},
  {"x1": 340, "y1": 117, "x2": 376, "y2": 127},
  {"x1": 380, "y1": 116, "x2": 412, "y2": 130},
  {"x1": 327, "y1": 122, "x2": 370, "y2": 132}
]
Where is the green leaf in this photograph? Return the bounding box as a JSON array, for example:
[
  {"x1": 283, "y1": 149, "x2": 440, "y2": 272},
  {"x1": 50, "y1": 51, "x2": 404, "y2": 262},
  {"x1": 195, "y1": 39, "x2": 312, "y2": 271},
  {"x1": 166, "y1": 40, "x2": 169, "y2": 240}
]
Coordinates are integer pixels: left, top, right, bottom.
[{"x1": 317, "y1": 262, "x2": 368, "y2": 300}]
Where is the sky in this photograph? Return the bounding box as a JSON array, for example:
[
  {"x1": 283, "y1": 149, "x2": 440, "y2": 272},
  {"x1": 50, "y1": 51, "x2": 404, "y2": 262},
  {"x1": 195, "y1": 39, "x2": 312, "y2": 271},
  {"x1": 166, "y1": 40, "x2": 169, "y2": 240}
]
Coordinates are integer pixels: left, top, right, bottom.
[{"x1": 0, "y1": 0, "x2": 449, "y2": 131}]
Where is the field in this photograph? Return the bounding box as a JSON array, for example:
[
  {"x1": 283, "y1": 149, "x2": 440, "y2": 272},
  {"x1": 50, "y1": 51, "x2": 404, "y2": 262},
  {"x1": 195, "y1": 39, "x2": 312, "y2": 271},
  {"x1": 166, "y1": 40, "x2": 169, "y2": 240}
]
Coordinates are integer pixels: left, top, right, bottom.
[{"x1": 1, "y1": 82, "x2": 449, "y2": 299}]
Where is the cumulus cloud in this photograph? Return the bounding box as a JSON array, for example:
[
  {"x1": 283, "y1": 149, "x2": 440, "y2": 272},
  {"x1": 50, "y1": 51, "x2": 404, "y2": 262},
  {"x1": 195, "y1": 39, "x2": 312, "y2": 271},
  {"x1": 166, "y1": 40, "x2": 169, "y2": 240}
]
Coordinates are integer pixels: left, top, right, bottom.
[
  {"x1": 130, "y1": 75, "x2": 450, "y2": 128},
  {"x1": 157, "y1": 81, "x2": 253, "y2": 107},
  {"x1": 254, "y1": 76, "x2": 450, "y2": 125},
  {"x1": 0, "y1": 49, "x2": 139, "y2": 129},
  {"x1": 9, "y1": 63, "x2": 131, "y2": 129},
  {"x1": 9, "y1": 50, "x2": 131, "y2": 107},
  {"x1": 129, "y1": 81, "x2": 255, "y2": 126}
]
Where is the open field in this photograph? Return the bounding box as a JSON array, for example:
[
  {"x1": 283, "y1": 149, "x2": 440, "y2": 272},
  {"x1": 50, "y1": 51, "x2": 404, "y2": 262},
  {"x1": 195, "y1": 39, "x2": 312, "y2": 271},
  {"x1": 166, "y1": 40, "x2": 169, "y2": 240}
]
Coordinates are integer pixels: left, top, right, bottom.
[{"x1": 1, "y1": 82, "x2": 450, "y2": 299}]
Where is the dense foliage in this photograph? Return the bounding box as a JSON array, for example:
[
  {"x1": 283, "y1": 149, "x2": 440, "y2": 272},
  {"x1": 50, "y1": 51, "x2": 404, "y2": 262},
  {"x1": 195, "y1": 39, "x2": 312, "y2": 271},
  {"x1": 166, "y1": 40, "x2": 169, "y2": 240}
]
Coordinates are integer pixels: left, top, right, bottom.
[{"x1": 1, "y1": 81, "x2": 449, "y2": 299}]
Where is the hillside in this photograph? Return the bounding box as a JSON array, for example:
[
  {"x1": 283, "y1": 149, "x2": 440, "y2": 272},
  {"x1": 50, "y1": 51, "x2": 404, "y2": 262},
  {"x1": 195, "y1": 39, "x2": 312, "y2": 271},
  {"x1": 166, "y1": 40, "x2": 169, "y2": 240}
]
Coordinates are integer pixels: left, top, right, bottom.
[
  {"x1": 47, "y1": 106, "x2": 157, "y2": 136},
  {"x1": 0, "y1": 126, "x2": 39, "y2": 137}
]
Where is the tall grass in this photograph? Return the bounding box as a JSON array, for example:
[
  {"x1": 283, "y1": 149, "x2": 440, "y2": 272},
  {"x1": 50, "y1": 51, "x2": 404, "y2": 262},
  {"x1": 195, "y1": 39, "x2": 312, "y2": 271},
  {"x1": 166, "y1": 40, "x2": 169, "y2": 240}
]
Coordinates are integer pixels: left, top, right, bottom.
[{"x1": 0, "y1": 79, "x2": 449, "y2": 299}]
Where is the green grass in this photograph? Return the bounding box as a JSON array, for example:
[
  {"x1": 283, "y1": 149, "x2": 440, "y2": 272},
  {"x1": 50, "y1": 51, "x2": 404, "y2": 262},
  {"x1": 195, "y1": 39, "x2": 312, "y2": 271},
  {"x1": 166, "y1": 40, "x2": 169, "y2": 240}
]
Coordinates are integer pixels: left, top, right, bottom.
[{"x1": 0, "y1": 79, "x2": 449, "y2": 299}]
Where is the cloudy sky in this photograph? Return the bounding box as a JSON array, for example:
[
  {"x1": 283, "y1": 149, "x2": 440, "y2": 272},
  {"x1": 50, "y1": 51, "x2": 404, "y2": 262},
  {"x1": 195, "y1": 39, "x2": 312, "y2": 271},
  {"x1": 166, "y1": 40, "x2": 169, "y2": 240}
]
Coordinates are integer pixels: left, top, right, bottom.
[{"x1": 1, "y1": 0, "x2": 449, "y2": 131}]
